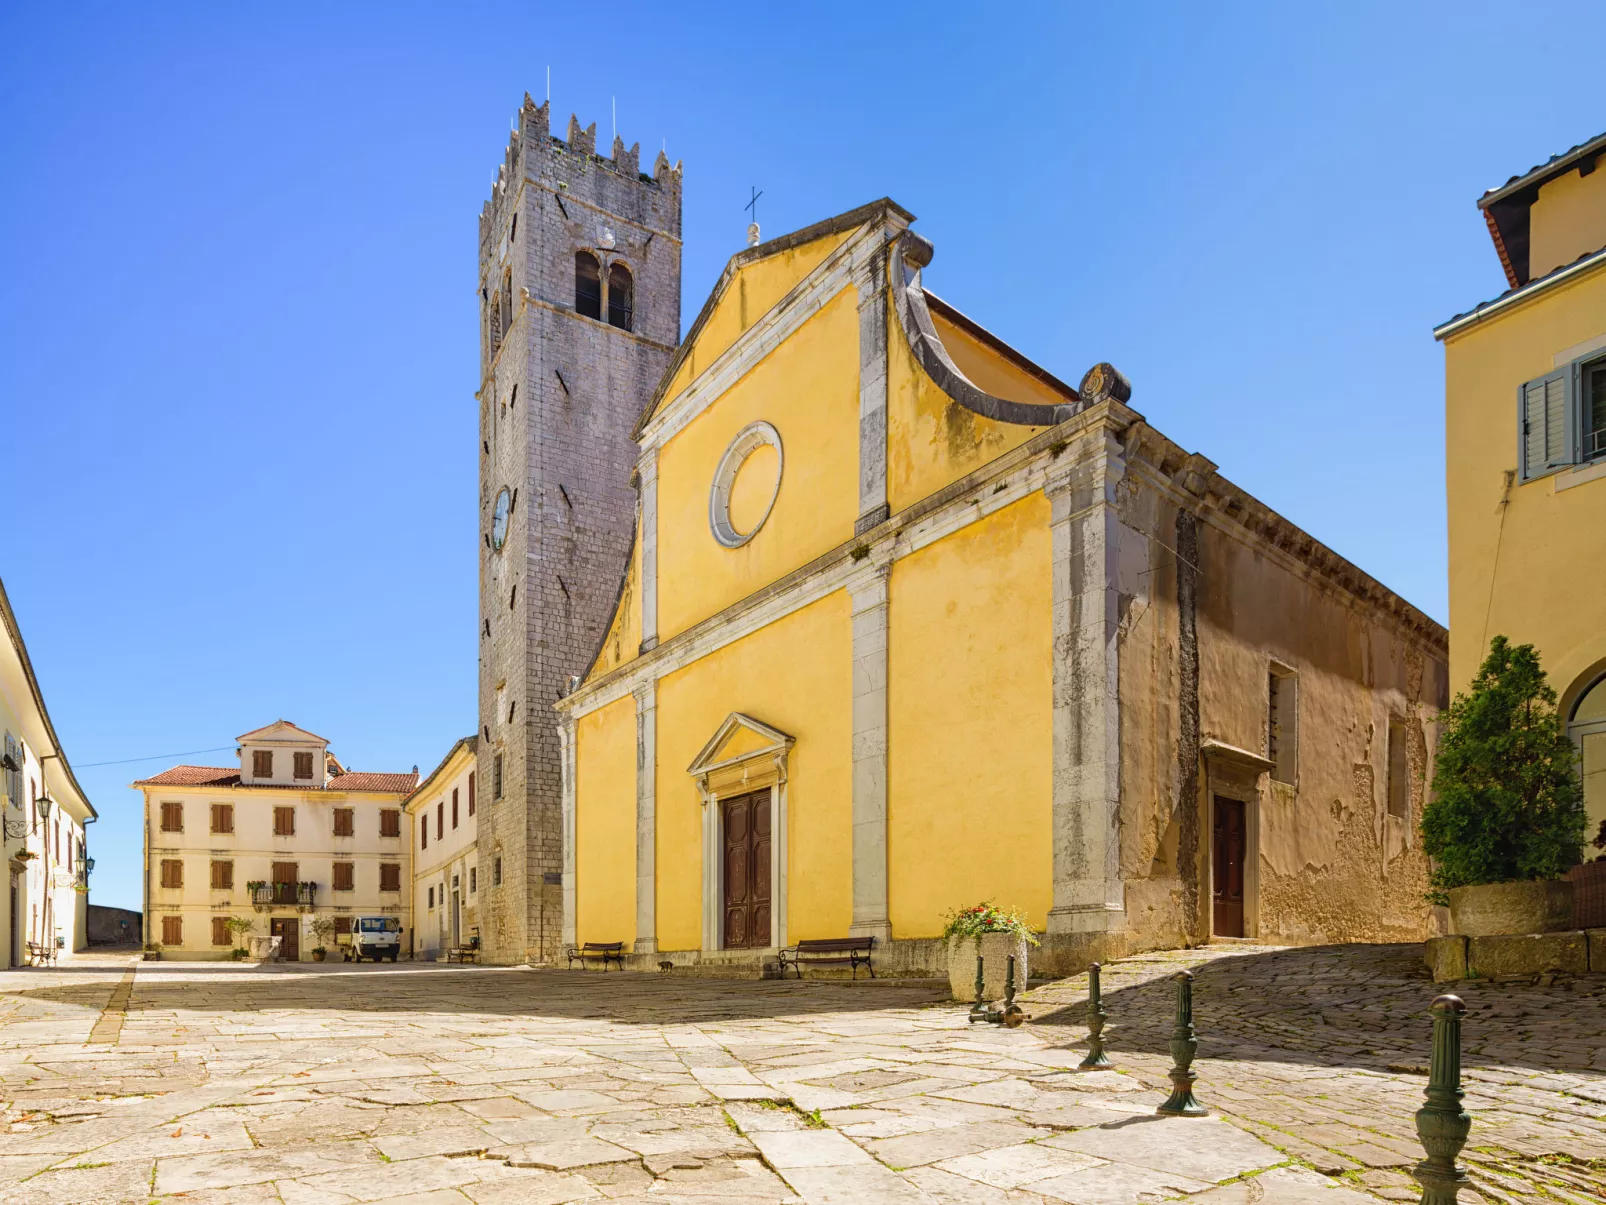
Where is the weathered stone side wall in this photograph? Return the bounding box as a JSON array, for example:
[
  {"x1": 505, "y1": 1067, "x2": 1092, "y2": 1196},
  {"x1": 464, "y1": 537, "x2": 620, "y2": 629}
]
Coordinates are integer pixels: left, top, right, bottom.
[
  {"x1": 1110, "y1": 456, "x2": 1447, "y2": 954},
  {"x1": 476, "y1": 98, "x2": 681, "y2": 964}
]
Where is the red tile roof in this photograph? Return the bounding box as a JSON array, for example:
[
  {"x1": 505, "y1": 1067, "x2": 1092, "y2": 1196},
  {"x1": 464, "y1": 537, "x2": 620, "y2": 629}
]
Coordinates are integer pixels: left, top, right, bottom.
[
  {"x1": 236, "y1": 719, "x2": 331, "y2": 743},
  {"x1": 133, "y1": 765, "x2": 418, "y2": 794},
  {"x1": 133, "y1": 765, "x2": 240, "y2": 787},
  {"x1": 328, "y1": 772, "x2": 419, "y2": 794}
]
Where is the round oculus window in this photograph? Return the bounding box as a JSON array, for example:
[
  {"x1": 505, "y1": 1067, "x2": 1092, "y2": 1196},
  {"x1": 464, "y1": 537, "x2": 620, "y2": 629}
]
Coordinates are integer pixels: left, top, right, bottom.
[
  {"x1": 709, "y1": 422, "x2": 783, "y2": 548},
  {"x1": 491, "y1": 487, "x2": 511, "y2": 550}
]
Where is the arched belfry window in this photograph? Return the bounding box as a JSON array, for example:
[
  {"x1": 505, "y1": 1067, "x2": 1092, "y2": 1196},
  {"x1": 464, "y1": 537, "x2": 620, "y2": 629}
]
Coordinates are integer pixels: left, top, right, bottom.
[
  {"x1": 575, "y1": 252, "x2": 602, "y2": 320},
  {"x1": 608, "y1": 263, "x2": 634, "y2": 331}
]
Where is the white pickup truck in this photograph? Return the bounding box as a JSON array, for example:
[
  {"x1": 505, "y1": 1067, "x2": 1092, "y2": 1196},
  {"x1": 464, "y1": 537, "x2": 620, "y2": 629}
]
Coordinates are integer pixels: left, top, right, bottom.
[{"x1": 351, "y1": 916, "x2": 401, "y2": 962}]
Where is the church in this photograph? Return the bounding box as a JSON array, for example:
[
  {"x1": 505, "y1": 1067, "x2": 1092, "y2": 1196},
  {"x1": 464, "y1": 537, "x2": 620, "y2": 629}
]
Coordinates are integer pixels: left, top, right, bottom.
[{"x1": 548, "y1": 194, "x2": 1450, "y2": 975}]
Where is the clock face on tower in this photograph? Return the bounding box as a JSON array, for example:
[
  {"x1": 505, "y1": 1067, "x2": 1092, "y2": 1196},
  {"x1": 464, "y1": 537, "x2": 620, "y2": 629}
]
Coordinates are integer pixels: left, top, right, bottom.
[{"x1": 491, "y1": 487, "x2": 511, "y2": 551}]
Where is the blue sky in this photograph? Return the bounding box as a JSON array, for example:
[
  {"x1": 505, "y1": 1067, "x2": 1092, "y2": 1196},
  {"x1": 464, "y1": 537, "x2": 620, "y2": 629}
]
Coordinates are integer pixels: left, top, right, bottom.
[{"x1": 3, "y1": 3, "x2": 1602, "y2": 912}]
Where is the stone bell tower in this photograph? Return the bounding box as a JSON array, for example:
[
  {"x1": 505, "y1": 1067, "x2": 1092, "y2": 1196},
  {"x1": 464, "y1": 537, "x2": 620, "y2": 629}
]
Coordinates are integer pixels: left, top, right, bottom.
[{"x1": 476, "y1": 94, "x2": 681, "y2": 964}]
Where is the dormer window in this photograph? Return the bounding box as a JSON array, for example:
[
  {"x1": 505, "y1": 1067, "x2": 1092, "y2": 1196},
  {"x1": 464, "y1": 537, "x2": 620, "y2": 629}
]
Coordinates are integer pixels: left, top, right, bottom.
[
  {"x1": 293, "y1": 752, "x2": 314, "y2": 780},
  {"x1": 608, "y1": 263, "x2": 634, "y2": 330},
  {"x1": 575, "y1": 251, "x2": 602, "y2": 319},
  {"x1": 253, "y1": 750, "x2": 273, "y2": 778}
]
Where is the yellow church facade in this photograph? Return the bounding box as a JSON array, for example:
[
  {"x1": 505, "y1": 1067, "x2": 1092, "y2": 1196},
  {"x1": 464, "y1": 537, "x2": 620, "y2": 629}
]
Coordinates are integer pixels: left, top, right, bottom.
[{"x1": 556, "y1": 199, "x2": 1448, "y2": 973}]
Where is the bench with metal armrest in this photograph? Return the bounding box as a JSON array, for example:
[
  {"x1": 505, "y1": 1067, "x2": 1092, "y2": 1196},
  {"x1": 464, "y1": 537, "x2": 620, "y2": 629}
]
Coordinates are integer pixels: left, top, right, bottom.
[
  {"x1": 566, "y1": 940, "x2": 625, "y2": 970},
  {"x1": 776, "y1": 936, "x2": 875, "y2": 979}
]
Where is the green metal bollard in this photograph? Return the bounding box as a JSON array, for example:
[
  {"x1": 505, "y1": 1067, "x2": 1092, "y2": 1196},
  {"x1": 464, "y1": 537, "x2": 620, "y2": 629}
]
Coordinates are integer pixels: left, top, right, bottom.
[
  {"x1": 1079, "y1": 962, "x2": 1112, "y2": 1069},
  {"x1": 1412, "y1": 994, "x2": 1471, "y2": 1205},
  {"x1": 1156, "y1": 970, "x2": 1206, "y2": 1116},
  {"x1": 967, "y1": 954, "x2": 990, "y2": 1024}
]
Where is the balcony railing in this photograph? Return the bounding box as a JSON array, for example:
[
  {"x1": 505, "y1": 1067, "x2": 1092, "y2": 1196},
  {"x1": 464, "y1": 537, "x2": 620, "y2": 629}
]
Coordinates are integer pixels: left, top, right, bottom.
[{"x1": 250, "y1": 882, "x2": 316, "y2": 911}]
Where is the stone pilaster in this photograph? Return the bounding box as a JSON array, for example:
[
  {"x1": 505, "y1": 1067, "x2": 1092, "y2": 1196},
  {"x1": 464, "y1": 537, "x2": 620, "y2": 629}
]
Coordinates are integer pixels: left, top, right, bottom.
[
  {"x1": 848, "y1": 559, "x2": 893, "y2": 941},
  {"x1": 639, "y1": 451, "x2": 659, "y2": 652},
  {"x1": 632, "y1": 681, "x2": 657, "y2": 954},
  {"x1": 852, "y1": 243, "x2": 893, "y2": 534},
  {"x1": 1046, "y1": 433, "x2": 1126, "y2": 934},
  {"x1": 559, "y1": 716, "x2": 577, "y2": 948}
]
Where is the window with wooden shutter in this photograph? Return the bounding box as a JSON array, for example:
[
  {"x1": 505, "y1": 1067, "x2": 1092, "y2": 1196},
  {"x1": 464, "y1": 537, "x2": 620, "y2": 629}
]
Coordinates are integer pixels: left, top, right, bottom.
[
  {"x1": 379, "y1": 863, "x2": 400, "y2": 892},
  {"x1": 210, "y1": 803, "x2": 233, "y2": 834},
  {"x1": 452, "y1": 788, "x2": 459, "y2": 829},
  {"x1": 333, "y1": 807, "x2": 354, "y2": 837},
  {"x1": 273, "y1": 806, "x2": 295, "y2": 836},
  {"x1": 1520, "y1": 369, "x2": 1574, "y2": 481},
  {"x1": 253, "y1": 750, "x2": 274, "y2": 778},
  {"x1": 293, "y1": 751, "x2": 314, "y2": 780},
  {"x1": 420, "y1": 816, "x2": 428, "y2": 849},
  {"x1": 437, "y1": 801, "x2": 444, "y2": 841},
  {"x1": 160, "y1": 801, "x2": 183, "y2": 832},
  {"x1": 468, "y1": 771, "x2": 475, "y2": 816},
  {"x1": 211, "y1": 859, "x2": 233, "y2": 890},
  {"x1": 332, "y1": 862, "x2": 354, "y2": 891},
  {"x1": 212, "y1": 916, "x2": 231, "y2": 946},
  {"x1": 161, "y1": 859, "x2": 183, "y2": 889},
  {"x1": 1387, "y1": 717, "x2": 1410, "y2": 819},
  {"x1": 380, "y1": 809, "x2": 400, "y2": 838},
  {"x1": 162, "y1": 915, "x2": 183, "y2": 946}
]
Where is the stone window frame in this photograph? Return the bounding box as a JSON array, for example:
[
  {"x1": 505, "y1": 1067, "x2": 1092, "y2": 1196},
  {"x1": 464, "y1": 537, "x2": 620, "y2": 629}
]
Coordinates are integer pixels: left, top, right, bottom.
[
  {"x1": 1266, "y1": 661, "x2": 1299, "y2": 787},
  {"x1": 708, "y1": 422, "x2": 783, "y2": 549}
]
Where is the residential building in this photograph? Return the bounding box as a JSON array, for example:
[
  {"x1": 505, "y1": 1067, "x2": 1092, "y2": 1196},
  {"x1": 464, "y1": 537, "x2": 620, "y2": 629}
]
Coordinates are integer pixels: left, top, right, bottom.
[
  {"x1": 134, "y1": 721, "x2": 417, "y2": 960},
  {"x1": 555, "y1": 200, "x2": 1449, "y2": 975},
  {"x1": 475, "y1": 96, "x2": 682, "y2": 964},
  {"x1": 2, "y1": 575, "x2": 95, "y2": 966},
  {"x1": 405, "y1": 736, "x2": 478, "y2": 959},
  {"x1": 1435, "y1": 129, "x2": 1606, "y2": 857}
]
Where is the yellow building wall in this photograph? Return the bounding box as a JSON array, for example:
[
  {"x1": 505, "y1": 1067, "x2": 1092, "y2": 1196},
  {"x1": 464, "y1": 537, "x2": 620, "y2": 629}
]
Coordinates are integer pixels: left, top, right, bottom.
[
  {"x1": 886, "y1": 300, "x2": 1054, "y2": 514},
  {"x1": 1444, "y1": 264, "x2": 1606, "y2": 700},
  {"x1": 1528, "y1": 168, "x2": 1606, "y2": 280},
  {"x1": 656, "y1": 288, "x2": 860, "y2": 640},
  {"x1": 589, "y1": 534, "x2": 640, "y2": 680},
  {"x1": 654, "y1": 591, "x2": 852, "y2": 951},
  {"x1": 887, "y1": 494, "x2": 1054, "y2": 936},
  {"x1": 574, "y1": 694, "x2": 637, "y2": 945},
  {"x1": 659, "y1": 230, "x2": 855, "y2": 404}
]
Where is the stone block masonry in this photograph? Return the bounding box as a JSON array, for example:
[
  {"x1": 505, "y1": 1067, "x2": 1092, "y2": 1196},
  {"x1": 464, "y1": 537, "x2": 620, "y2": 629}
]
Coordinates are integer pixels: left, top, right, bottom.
[{"x1": 476, "y1": 94, "x2": 681, "y2": 964}]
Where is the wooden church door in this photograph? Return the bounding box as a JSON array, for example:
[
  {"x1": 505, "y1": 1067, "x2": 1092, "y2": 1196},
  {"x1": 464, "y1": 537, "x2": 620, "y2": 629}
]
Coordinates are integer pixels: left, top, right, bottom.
[
  {"x1": 722, "y1": 792, "x2": 772, "y2": 948},
  {"x1": 1212, "y1": 796, "x2": 1246, "y2": 937}
]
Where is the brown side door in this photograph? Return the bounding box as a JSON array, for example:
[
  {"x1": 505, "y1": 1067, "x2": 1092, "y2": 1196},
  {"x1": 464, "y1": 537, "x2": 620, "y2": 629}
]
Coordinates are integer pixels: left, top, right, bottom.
[
  {"x1": 270, "y1": 916, "x2": 300, "y2": 961},
  {"x1": 1212, "y1": 796, "x2": 1246, "y2": 937},
  {"x1": 722, "y1": 792, "x2": 772, "y2": 949}
]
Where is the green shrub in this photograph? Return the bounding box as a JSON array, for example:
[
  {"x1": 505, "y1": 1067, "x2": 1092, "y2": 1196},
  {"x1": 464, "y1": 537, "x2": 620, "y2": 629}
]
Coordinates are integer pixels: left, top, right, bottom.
[{"x1": 1419, "y1": 636, "x2": 1585, "y2": 900}]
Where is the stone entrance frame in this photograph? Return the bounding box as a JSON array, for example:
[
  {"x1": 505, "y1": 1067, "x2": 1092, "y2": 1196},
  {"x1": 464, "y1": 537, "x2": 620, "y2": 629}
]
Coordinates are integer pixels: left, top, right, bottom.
[
  {"x1": 686, "y1": 713, "x2": 794, "y2": 953},
  {"x1": 1201, "y1": 740, "x2": 1272, "y2": 940}
]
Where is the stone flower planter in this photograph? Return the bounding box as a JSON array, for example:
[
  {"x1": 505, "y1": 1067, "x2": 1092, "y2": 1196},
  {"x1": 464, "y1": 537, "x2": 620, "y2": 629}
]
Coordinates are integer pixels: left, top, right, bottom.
[
  {"x1": 946, "y1": 931, "x2": 1030, "y2": 1001},
  {"x1": 1447, "y1": 879, "x2": 1573, "y2": 936}
]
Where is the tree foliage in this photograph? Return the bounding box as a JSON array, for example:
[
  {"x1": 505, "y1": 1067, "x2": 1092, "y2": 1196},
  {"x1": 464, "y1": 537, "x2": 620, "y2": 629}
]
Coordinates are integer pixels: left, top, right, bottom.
[{"x1": 1420, "y1": 636, "x2": 1585, "y2": 896}]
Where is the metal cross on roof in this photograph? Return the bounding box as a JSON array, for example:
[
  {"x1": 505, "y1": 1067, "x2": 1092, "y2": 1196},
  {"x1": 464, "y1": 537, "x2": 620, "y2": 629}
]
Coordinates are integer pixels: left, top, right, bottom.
[{"x1": 745, "y1": 186, "x2": 763, "y2": 225}]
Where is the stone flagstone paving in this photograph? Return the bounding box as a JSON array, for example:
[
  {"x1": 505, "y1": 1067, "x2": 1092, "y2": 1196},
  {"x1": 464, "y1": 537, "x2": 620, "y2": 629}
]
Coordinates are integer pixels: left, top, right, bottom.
[{"x1": 0, "y1": 943, "x2": 1600, "y2": 1203}]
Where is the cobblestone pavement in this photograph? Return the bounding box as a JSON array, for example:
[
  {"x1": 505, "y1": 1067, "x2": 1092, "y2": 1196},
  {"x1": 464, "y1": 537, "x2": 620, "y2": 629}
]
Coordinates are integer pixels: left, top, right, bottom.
[{"x1": 0, "y1": 943, "x2": 1600, "y2": 1204}]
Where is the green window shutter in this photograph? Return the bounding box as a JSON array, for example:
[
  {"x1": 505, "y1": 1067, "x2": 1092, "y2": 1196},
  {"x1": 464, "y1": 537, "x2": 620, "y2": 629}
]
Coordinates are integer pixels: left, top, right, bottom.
[{"x1": 1520, "y1": 369, "x2": 1573, "y2": 480}]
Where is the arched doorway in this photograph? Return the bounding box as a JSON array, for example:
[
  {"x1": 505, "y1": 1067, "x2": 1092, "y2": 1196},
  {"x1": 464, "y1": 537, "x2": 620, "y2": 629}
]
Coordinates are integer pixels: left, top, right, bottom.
[{"x1": 1568, "y1": 674, "x2": 1606, "y2": 854}]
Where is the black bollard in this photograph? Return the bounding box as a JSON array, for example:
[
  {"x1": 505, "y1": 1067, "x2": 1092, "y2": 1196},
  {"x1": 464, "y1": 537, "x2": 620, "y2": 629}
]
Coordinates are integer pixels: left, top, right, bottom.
[
  {"x1": 1155, "y1": 970, "x2": 1206, "y2": 1116},
  {"x1": 1412, "y1": 994, "x2": 1471, "y2": 1205},
  {"x1": 967, "y1": 954, "x2": 990, "y2": 1024},
  {"x1": 1079, "y1": 961, "x2": 1112, "y2": 1069},
  {"x1": 1001, "y1": 955, "x2": 1026, "y2": 1028}
]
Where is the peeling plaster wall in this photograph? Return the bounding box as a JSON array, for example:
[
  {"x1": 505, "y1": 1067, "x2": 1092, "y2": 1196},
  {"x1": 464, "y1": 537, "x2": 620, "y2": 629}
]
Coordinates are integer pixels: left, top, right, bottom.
[{"x1": 1114, "y1": 468, "x2": 1447, "y2": 951}]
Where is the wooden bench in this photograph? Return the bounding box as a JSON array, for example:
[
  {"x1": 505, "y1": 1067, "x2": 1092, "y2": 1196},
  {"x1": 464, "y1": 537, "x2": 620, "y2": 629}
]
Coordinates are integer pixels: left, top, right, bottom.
[
  {"x1": 25, "y1": 941, "x2": 57, "y2": 967},
  {"x1": 777, "y1": 937, "x2": 876, "y2": 979},
  {"x1": 445, "y1": 939, "x2": 480, "y2": 964},
  {"x1": 566, "y1": 941, "x2": 625, "y2": 971}
]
